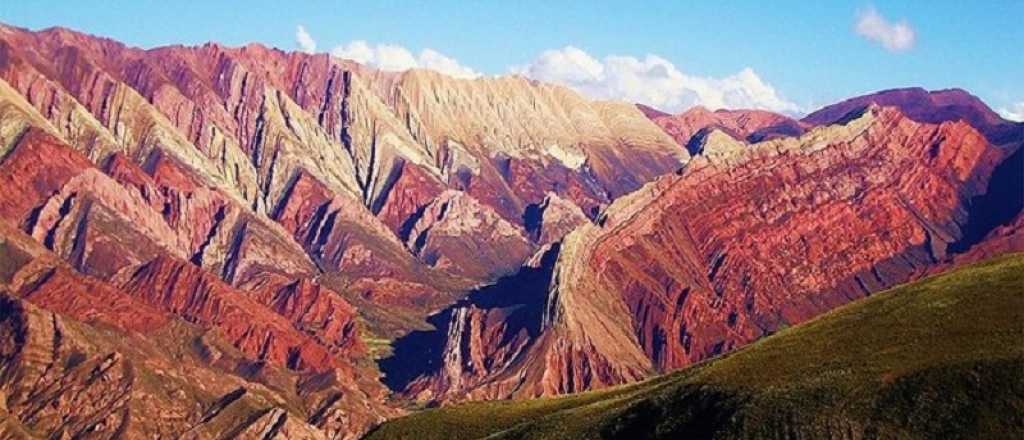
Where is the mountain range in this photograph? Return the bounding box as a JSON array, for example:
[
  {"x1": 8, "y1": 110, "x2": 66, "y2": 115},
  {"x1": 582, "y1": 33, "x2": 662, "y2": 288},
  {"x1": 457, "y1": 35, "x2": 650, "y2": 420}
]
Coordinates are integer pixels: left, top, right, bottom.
[{"x1": 0, "y1": 23, "x2": 1021, "y2": 439}]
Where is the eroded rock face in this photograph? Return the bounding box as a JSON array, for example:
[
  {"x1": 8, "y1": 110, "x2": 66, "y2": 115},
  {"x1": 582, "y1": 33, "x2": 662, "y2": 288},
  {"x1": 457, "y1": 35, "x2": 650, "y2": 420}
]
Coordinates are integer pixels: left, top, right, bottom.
[
  {"x1": 0, "y1": 223, "x2": 395, "y2": 439},
  {"x1": 1, "y1": 20, "x2": 1022, "y2": 438},
  {"x1": 569, "y1": 107, "x2": 1005, "y2": 373},
  {"x1": 523, "y1": 192, "x2": 589, "y2": 244},
  {"x1": 0, "y1": 23, "x2": 685, "y2": 436},
  {"x1": 388, "y1": 105, "x2": 1022, "y2": 401},
  {"x1": 405, "y1": 190, "x2": 535, "y2": 279}
]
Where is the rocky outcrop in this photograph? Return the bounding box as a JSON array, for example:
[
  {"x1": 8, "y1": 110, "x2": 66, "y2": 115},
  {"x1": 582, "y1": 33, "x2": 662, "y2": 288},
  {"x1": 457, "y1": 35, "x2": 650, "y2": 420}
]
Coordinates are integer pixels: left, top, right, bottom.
[
  {"x1": 405, "y1": 190, "x2": 535, "y2": 279},
  {"x1": 523, "y1": 192, "x2": 589, "y2": 244},
  {"x1": 388, "y1": 105, "x2": 1022, "y2": 401},
  {"x1": 0, "y1": 220, "x2": 395, "y2": 438},
  {"x1": 2, "y1": 20, "x2": 1023, "y2": 437},
  {"x1": 0, "y1": 291, "x2": 391, "y2": 439},
  {"x1": 112, "y1": 255, "x2": 347, "y2": 371}
]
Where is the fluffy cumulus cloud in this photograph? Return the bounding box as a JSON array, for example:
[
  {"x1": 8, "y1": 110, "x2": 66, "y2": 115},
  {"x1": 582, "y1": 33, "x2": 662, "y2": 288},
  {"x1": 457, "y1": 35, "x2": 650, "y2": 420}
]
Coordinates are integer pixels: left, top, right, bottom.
[
  {"x1": 998, "y1": 101, "x2": 1024, "y2": 122},
  {"x1": 330, "y1": 41, "x2": 480, "y2": 79},
  {"x1": 855, "y1": 7, "x2": 916, "y2": 52},
  {"x1": 293, "y1": 26, "x2": 479, "y2": 79},
  {"x1": 514, "y1": 46, "x2": 801, "y2": 114},
  {"x1": 295, "y1": 25, "x2": 316, "y2": 54}
]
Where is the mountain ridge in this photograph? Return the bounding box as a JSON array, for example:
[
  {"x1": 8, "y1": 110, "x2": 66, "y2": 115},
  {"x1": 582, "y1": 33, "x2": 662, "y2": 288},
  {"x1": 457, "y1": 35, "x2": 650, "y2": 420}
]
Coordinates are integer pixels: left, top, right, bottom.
[{"x1": 0, "y1": 22, "x2": 1021, "y2": 438}]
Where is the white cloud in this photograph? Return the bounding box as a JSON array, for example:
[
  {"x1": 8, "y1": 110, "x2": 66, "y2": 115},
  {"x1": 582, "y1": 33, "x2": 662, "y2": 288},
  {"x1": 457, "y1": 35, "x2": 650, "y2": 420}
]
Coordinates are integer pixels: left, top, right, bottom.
[
  {"x1": 295, "y1": 25, "x2": 316, "y2": 54},
  {"x1": 419, "y1": 49, "x2": 482, "y2": 81},
  {"x1": 514, "y1": 46, "x2": 801, "y2": 114},
  {"x1": 855, "y1": 7, "x2": 916, "y2": 52},
  {"x1": 331, "y1": 40, "x2": 480, "y2": 79},
  {"x1": 998, "y1": 101, "x2": 1024, "y2": 122}
]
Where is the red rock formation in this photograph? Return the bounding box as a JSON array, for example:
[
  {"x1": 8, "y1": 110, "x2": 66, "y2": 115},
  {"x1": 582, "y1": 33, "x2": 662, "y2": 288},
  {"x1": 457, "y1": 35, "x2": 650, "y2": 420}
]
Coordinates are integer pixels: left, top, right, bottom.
[
  {"x1": 114, "y1": 255, "x2": 341, "y2": 371},
  {"x1": 374, "y1": 160, "x2": 446, "y2": 235},
  {"x1": 0, "y1": 290, "x2": 393, "y2": 439},
  {"x1": 0, "y1": 129, "x2": 92, "y2": 223},
  {"x1": 405, "y1": 190, "x2": 535, "y2": 279},
  {"x1": 640, "y1": 104, "x2": 808, "y2": 147},
  {"x1": 524, "y1": 192, "x2": 589, "y2": 244},
  {"x1": 0, "y1": 220, "x2": 393, "y2": 438},
  {"x1": 0, "y1": 221, "x2": 169, "y2": 333},
  {"x1": 389, "y1": 105, "x2": 1021, "y2": 401},
  {"x1": 802, "y1": 87, "x2": 1024, "y2": 145},
  {"x1": 243, "y1": 273, "x2": 365, "y2": 356},
  {"x1": 2, "y1": 21, "x2": 1023, "y2": 437}
]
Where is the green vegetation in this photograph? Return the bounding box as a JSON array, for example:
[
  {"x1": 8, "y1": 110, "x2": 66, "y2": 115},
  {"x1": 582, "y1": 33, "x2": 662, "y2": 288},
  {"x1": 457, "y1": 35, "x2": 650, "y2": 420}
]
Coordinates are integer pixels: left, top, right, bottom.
[{"x1": 366, "y1": 253, "x2": 1024, "y2": 439}]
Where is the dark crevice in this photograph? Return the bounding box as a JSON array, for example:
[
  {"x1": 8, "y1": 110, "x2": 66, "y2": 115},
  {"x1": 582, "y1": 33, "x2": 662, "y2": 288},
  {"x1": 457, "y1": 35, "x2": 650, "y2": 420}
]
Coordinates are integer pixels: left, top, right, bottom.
[
  {"x1": 398, "y1": 203, "x2": 430, "y2": 243},
  {"x1": 269, "y1": 170, "x2": 303, "y2": 221},
  {"x1": 221, "y1": 221, "x2": 249, "y2": 282},
  {"x1": 522, "y1": 198, "x2": 549, "y2": 242},
  {"x1": 378, "y1": 243, "x2": 561, "y2": 393},
  {"x1": 190, "y1": 205, "x2": 227, "y2": 266},
  {"x1": 308, "y1": 392, "x2": 344, "y2": 425},
  {"x1": 262, "y1": 410, "x2": 288, "y2": 440},
  {"x1": 43, "y1": 193, "x2": 77, "y2": 249},
  {"x1": 199, "y1": 387, "x2": 247, "y2": 424},
  {"x1": 949, "y1": 146, "x2": 1024, "y2": 253},
  {"x1": 370, "y1": 158, "x2": 406, "y2": 215}
]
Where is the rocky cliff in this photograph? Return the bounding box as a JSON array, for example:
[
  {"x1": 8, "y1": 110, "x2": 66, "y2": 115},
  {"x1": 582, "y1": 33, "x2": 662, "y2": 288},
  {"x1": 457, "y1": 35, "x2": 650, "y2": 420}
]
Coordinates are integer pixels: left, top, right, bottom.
[
  {"x1": 0, "y1": 22, "x2": 686, "y2": 437},
  {"x1": 1, "y1": 21, "x2": 1022, "y2": 437},
  {"x1": 387, "y1": 103, "x2": 1022, "y2": 402}
]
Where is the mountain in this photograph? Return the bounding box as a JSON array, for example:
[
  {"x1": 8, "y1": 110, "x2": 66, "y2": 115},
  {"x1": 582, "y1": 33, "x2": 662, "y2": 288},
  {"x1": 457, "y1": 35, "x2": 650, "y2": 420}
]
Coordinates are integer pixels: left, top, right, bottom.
[
  {"x1": 0, "y1": 22, "x2": 684, "y2": 437},
  {"x1": 0, "y1": 21, "x2": 1022, "y2": 439},
  {"x1": 381, "y1": 103, "x2": 1023, "y2": 402},
  {"x1": 638, "y1": 104, "x2": 809, "y2": 148},
  {"x1": 802, "y1": 87, "x2": 1024, "y2": 145},
  {"x1": 366, "y1": 253, "x2": 1024, "y2": 439}
]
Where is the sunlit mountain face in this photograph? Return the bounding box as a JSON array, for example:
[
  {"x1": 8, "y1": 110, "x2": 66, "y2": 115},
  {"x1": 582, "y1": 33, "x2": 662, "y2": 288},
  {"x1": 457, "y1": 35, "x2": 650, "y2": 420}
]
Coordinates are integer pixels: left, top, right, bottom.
[{"x1": 0, "y1": 3, "x2": 1021, "y2": 438}]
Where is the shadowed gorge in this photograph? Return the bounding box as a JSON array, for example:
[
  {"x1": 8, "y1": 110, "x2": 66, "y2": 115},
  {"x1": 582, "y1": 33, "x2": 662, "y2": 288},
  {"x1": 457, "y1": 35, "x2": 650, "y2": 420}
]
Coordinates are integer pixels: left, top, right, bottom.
[
  {"x1": 379, "y1": 244, "x2": 560, "y2": 395},
  {"x1": 366, "y1": 254, "x2": 1024, "y2": 440}
]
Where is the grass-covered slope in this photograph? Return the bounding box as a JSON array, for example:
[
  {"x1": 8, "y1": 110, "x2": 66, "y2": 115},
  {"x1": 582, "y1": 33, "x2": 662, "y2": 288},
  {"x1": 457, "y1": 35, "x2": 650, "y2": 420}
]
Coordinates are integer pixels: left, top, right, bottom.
[{"x1": 366, "y1": 253, "x2": 1024, "y2": 439}]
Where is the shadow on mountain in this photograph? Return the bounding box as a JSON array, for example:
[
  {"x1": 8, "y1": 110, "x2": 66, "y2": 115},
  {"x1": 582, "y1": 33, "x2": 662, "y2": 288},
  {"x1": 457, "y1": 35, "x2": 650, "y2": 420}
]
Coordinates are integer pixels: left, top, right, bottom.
[
  {"x1": 951, "y1": 145, "x2": 1024, "y2": 254},
  {"x1": 378, "y1": 244, "x2": 560, "y2": 393}
]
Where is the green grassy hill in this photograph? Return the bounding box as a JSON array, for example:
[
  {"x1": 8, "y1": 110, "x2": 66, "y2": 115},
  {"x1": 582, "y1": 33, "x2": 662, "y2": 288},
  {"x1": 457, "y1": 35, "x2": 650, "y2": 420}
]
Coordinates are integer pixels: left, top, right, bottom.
[{"x1": 366, "y1": 253, "x2": 1024, "y2": 439}]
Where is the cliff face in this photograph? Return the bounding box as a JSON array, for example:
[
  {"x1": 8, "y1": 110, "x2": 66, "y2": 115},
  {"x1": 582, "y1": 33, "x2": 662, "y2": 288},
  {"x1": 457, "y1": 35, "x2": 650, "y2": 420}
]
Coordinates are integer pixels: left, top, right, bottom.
[
  {"x1": 1, "y1": 20, "x2": 1022, "y2": 437},
  {"x1": 0, "y1": 219, "x2": 396, "y2": 439},
  {"x1": 389, "y1": 104, "x2": 1022, "y2": 401},
  {"x1": 0, "y1": 23, "x2": 688, "y2": 437},
  {"x1": 0, "y1": 23, "x2": 684, "y2": 287}
]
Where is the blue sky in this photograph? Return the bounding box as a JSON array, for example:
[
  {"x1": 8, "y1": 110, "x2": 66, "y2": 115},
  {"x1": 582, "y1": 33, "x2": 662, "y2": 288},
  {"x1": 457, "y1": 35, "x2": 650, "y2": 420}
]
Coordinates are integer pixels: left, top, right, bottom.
[{"x1": 2, "y1": 1, "x2": 1022, "y2": 117}]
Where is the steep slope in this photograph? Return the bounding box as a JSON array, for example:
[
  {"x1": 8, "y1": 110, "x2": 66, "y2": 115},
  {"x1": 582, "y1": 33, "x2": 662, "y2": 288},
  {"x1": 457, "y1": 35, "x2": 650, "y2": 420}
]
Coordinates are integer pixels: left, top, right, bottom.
[
  {"x1": 382, "y1": 104, "x2": 1023, "y2": 401},
  {"x1": 0, "y1": 220, "x2": 397, "y2": 438},
  {"x1": 0, "y1": 22, "x2": 684, "y2": 291},
  {"x1": 367, "y1": 253, "x2": 1024, "y2": 440},
  {"x1": 0, "y1": 69, "x2": 398, "y2": 436},
  {"x1": 0, "y1": 22, "x2": 690, "y2": 437}
]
